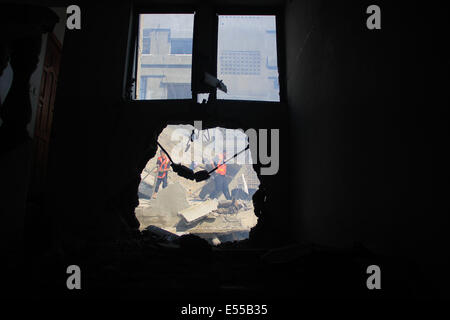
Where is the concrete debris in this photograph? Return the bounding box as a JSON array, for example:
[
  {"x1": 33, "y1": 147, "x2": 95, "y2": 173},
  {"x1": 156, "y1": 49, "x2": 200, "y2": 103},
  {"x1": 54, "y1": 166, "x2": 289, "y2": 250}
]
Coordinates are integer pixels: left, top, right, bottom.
[
  {"x1": 181, "y1": 213, "x2": 245, "y2": 235},
  {"x1": 141, "y1": 169, "x2": 155, "y2": 186},
  {"x1": 241, "y1": 173, "x2": 249, "y2": 195},
  {"x1": 211, "y1": 237, "x2": 221, "y2": 246},
  {"x1": 215, "y1": 207, "x2": 235, "y2": 214},
  {"x1": 152, "y1": 182, "x2": 189, "y2": 213},
  {"x1": 136, "y1": 182, "x2": 190, "y2": 228},
  {"x1": 178, "y1": 199, "x2": 219, "y2": 225},
  {"x1": 214, "y1": 199, "x2": 249, "y2": 214},
  {"x1": 216, "y1": 231, "x2": 250, "y2": 243},
  {"x1": 138, "y1": 180, "x2": 153, "y2": 199},
  {"x1": 227, "y1": 164, "x2": 259, "y2": 200},
  {"x1": 218, "y1": 199, "x2": 235, "y2": 208}
]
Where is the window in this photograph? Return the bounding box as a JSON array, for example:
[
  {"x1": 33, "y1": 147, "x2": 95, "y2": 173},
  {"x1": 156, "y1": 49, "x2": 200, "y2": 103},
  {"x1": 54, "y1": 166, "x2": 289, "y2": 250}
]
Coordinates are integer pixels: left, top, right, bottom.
[
  {"x1": 220, "y1": 51, "x2": 261, "y2": 75},
  {"x1": 130, "y1": 10, "x2": 282, "y2": 102},
  {"x1": 170, "y1": 39, "x2": 193, "y2": 54},
  {"x1": 136, "y1": 14, "x2": 194, "y2": 100},
  {"x1": 217, "y1": 15, "x2": 280, "y2": 102},
  {"x1": 142, "y1": 29, "x2": 151, "y2": 54}
]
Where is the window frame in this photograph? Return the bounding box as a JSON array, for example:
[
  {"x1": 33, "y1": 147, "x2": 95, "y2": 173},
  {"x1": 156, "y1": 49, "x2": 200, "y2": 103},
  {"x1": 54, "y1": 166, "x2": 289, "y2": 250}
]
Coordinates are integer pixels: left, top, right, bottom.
[{"x1": 124, "y1": 4, "x2": 286, "y2": 105}]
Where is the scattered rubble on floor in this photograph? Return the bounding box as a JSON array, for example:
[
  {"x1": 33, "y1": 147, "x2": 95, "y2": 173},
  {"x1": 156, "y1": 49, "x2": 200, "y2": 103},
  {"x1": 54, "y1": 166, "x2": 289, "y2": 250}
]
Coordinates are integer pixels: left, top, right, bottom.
[
  {"x1": 179, "y1": 199, "x2": 219, "y2": 225},
  {"x1": 137, "y1": 192, "x2": 257, "y2": 245},
  {"x1": 213, "y1": 199, "x2": 251, "y2": 215},
  {"x1": 136, "y1": 182, "x2": 190, "y2": 228},
  {"x1": 136, "y1": 165, "x2": 258, "y2": 245}
]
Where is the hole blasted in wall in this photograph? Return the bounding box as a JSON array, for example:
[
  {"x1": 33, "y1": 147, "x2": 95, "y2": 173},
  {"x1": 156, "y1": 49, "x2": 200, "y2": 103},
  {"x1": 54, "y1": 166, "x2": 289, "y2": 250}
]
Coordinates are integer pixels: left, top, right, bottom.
[{"x1": 136, "y1": 124, "x2": 260, "y2": 245}]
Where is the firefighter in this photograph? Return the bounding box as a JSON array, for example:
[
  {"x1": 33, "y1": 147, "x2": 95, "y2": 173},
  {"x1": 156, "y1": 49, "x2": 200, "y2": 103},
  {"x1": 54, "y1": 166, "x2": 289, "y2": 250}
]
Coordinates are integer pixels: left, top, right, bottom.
[
  {"x1": 153, "y1": 150, "x2": 171, "y2": 199},
  {"x1": 210, "y1": 153, "x2": 231, "y2": 200}
]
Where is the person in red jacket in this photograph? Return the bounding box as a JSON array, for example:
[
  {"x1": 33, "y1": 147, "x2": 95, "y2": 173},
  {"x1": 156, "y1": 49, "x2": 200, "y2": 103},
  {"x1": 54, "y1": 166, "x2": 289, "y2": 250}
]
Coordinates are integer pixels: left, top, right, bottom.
[
  {"x1": 153, "y1": 150, "x2": 171, "y2": 199},
  {"x1": 210, "y1": 153, "x2": 231, "y2": 200}
]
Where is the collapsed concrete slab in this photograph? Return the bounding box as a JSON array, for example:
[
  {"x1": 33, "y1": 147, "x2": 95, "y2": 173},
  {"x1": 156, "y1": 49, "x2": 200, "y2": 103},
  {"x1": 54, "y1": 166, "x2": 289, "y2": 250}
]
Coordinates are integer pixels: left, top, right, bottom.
[
  {"x1": 138, "y1": 181, "x2": 153, "y2": 199},
  {"x1": 178, "y1": 199, "x2": 219, "y2": 225},
  {"x1": 136, "y1": 182, "x2": 190, "y2": 228}
]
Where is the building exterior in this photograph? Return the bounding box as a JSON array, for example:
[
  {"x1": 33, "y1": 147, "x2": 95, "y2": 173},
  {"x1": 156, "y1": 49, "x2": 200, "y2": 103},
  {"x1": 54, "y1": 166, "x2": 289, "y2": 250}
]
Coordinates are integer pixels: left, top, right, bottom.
[{"x1": 136, "y1": 14, "x2": 194, "y2": 100}]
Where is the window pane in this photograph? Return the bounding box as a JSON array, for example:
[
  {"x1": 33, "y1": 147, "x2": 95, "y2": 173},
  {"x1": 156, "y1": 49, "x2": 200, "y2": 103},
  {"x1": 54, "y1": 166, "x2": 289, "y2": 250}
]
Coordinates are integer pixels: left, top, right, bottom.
[
  {"x1": 142, "y1": 38, "x2": 151, "y2": 54},
  {"x1": 217, "y1": 15, "x2": 280, "y2": 102},
  {"x1": 170, "y1": 39, "x2": 193, "y2": 54},
  {"x1": 136, "y1": 14, "x2": 194, "y2": 100}
]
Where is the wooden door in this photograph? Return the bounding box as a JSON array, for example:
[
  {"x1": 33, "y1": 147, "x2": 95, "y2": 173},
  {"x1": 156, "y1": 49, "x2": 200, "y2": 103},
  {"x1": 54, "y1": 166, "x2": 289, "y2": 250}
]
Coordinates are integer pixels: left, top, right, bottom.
[{"x1": 32, "y1": 33, "x2": 61, "y2": 192}]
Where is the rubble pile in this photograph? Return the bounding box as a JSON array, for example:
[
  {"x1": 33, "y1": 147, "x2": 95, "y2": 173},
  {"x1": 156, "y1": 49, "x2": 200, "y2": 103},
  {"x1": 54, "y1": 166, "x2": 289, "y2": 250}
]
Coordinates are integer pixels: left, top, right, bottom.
[
  {"x1": 136, "y1": 182, "x2": 190, "y2": 228},
  {"x1": 213, "y1": 199, "x2": 251, "y2": 215}
]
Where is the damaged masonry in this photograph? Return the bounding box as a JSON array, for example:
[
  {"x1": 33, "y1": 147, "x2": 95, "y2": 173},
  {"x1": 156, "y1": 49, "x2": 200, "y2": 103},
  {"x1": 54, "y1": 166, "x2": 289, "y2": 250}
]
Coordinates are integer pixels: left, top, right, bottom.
[{"x1": 136, "y1": 125, "x2": 259, "y2": 245}]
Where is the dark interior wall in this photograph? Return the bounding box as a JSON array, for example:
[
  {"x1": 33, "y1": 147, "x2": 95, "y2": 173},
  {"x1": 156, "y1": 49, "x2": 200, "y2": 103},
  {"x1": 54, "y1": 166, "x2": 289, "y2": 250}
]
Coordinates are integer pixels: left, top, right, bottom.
[
  {"x1": 46, "y1": 2, "x2": 136, "y2": 248},
  {"x1": 2, "y1": 0, "x2": 448, "y2": 299},
  {"x1": 46, "y1": 1, "x2": 291, "y2": 251},
  {"x1": 285, "y1": 0, "x2": 449, "y2": 294}
]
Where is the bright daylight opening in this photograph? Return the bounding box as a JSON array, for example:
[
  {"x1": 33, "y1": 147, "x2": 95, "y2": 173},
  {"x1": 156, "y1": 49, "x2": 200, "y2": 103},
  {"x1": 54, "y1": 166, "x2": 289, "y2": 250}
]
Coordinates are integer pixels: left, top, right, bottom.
[{"x1": 136, "y1": 125, "x2": 260, "y2": 245}]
